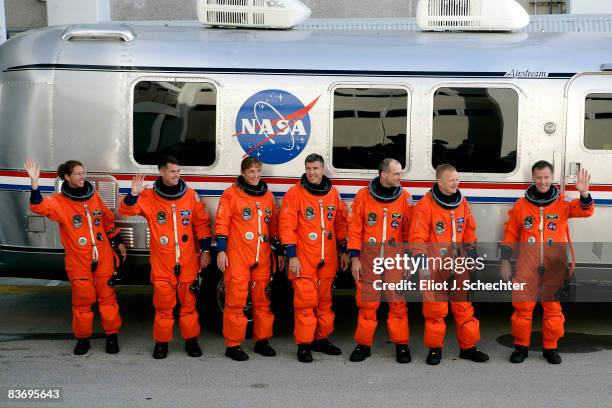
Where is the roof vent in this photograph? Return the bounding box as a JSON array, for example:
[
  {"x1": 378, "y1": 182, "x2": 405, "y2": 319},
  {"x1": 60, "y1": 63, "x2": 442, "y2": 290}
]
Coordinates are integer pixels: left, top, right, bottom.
[
  {"x1": 61, "y1": 24, "x2": 136, "y2": 42},
  {"x1": 416, "y1": 0, "x2": 529, "y2": 32},
  {"x1": 197, "y1": 0, "x2": 311, "y2": 29}
]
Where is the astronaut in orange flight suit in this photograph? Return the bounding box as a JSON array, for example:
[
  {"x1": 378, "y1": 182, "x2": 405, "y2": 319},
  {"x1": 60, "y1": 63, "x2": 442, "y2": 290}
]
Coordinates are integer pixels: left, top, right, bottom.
[
  {"x1": 25, "y1": 159, "x2": 126, "y2": 355},
  {"x1": 410, "y1": 163, "x2": 489, "y2": 365},
  {"x1": 120, "y1": 156, "x2": 212, "y2": 359},
  {"x1": 347, "y1": 158, "x2": 413, "y2": 364},
  {"x1": 500, "y1": 161, "x2": 594, "y2": 365},
  {"x1": 215, "y1": 157, "x2": 285, "y2": 361},
  {"x1": 280, "y1": 153, "x2": 349, "y2": 363}
]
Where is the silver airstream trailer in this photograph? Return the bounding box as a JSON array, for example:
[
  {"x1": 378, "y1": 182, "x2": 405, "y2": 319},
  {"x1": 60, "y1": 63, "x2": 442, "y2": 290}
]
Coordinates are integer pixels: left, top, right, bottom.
[{"x1": 1, "y1": 7, "x2": 612, "y2": 307}]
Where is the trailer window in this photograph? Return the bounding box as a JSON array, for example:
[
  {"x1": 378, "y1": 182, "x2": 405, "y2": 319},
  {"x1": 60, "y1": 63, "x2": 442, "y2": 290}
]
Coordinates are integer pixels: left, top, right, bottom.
[
  {"x1": 432, "y1": 87, "x2": 518, "y2": 173},
  {"x1": 584, "y1": 93, "x2": 612, "y2": 150},
  {"x1": 332, "y1": 88, "x2": 408, "y2": 170},
  {"x1": 133, "y1": 81, "x2": 216, "y2": 166}
]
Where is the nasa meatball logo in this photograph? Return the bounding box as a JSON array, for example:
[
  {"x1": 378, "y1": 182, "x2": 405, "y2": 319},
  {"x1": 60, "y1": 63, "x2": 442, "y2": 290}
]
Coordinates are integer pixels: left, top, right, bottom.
[
  {"x1": 72, "y1": 215, "x2": 82, "y2": 229},
  {"x1": 234, "y1": 89, "x2": 320, "y2": 164}
]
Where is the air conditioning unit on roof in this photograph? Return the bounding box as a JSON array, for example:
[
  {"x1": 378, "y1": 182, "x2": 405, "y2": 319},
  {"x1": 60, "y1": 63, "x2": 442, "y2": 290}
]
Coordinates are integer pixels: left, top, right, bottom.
[
  {"x1": 416, "y1": 0, "x2": 530, "y2": 32},
  {"x1": 197, "y1": 0, "x2": 311, "y2": 29}
]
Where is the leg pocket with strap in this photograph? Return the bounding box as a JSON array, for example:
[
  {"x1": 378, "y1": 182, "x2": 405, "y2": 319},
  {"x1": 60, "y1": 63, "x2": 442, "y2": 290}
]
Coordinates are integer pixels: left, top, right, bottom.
[
  {"x1": 225, "y1": 276, "x2": 250, "y2": 309},
  {"x1": 71, "y1": 279, "x2": 96, "y2": 307},
  {"x1": 293, "y1": 277, "x2": 318, "y2": 310}
]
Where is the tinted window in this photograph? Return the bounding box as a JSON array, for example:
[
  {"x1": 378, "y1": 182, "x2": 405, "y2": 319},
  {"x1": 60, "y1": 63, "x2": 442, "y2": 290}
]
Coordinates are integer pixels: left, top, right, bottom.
[
  {"x1": 133, "y1": 81, "x2": 216, "y2": 166},
  {"x1": 432, "y1": 87, "x2": 518, "y2": 173},
  {"x1": 332, "y1": 88, "x2": 408, "y2": 170},
  {"x1": 584, "y1": 93, "x2": 612, "y2": 150}
]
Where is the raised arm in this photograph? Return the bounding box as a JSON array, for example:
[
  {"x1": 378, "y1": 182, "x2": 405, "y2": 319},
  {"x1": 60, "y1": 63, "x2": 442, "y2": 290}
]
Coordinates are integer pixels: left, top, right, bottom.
[
  {"x1": 25, "y1": 159, "x2": 62, "y2": 222},
  {"x1": 569, "y1": 168, "x2": 595, "y2": 218},
  {"x1": 119, "y1": 174, "x2": 146, "y2": 217}
]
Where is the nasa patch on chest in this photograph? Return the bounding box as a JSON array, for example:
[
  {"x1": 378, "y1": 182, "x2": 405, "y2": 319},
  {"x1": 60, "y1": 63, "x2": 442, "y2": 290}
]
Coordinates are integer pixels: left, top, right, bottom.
[
  {"x1": 524, "y1": 216, "x2": 533, "y2": 230},
  {"x1": 435, "y1": 221, "x2": 445, "y2": 235},
  {"x1": 242, "y1": 207, "x2": 252, "y2": 221},
  {"x1": 157, "y1": 211, "x2": 167, "y2": 225},
  {"x1": 305, "y1": 207, "x2": 315, "y2": 221},
  {"x1": 72, "y1": 215, "x2": 82, "y2": 229},
  {"x1": 367, "y1": 213, "x2": 377, "y2": 226}
]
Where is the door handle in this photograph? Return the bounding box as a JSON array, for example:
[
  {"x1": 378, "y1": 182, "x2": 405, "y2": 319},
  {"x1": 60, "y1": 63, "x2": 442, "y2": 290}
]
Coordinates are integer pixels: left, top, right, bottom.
[{"x1": 568, "y1": 162, "x2": 581, "y2": 176}]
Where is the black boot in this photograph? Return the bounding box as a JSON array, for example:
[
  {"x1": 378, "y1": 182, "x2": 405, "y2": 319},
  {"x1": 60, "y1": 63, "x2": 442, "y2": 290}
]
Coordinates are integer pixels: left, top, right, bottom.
[
  {"x1": 297, "y1": 344, "x2": 313, "y2": 363},
  {"x1": 459, "y1": 347, "x2": 489, "y2": 363},
  {"x1": 185, "y1": 337, "x2": 202, "y2": 357},
  {"x1": 426, "y1": 348, "x2": 442, "y2": 365},
  {"x1": 543, "y1": 349, "x2": 562, "y2": 364},
  {"x1": 152, "y1": 342, "x2": 168, "y2": 359},
  {"x1": 510, "y1": 346, "x2": 529, "y2": 363},
  {"x1": 105, "y1": 334, "x2": 119, "y2": 354},
  {"x1": 254, "y1": 340, "x2": 276, "y2": 357},
  {"x1": 74, "y1": 338, "x2": 91, "y2": 355},
  {"x1": 396, "y1": 344, "x2": 412, "y2": 364},
  {"x1": 225, "y1": 345, "x2": 249, "y2": 361},
  {"x1": 311, "y1": 338, "x2": 342, "y2": 355},
  {"x1": 349, "y1": 345, "x2": 371, "y2": 362}
]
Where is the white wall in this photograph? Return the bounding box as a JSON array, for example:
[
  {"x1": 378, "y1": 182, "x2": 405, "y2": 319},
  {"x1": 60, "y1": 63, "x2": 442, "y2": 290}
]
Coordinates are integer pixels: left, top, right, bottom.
[
  {"x1": 47, "y1": 0, "x2": 111, "y2": 26},
  {"x1": 110, "y1": 0, "x2": 416, "y2": 20},
  {"x1": 107, "y1": 0, "x2": 533, "y2": 20},
  {"x1": 1, "y1": 0, "x2": 6, "y2": 44},
  {"x1": 5, "y1": 0, "x2": 46, "y2": 31},
  {"x1": 570, "y1": 0, "x2": 612, "y2": 14},
  {"x1": 2, "y1": 0, "x2": 565, "y2": 31}
]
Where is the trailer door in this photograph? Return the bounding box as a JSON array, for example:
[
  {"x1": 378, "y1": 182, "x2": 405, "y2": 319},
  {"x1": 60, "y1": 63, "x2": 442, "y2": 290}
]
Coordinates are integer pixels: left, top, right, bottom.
[{"x1": 564, "y1": 73, "x2": 612, "y2": 262}]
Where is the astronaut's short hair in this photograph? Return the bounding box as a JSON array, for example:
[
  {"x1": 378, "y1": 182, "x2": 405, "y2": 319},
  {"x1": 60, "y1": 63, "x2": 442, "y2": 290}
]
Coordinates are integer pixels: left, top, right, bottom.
[
  {"x1": 305, "y1": 153, "x2": 324, "y2": 167},
  {"x1": 531, "y1": 160, "x2": 554, "y2": 174},
  {"x1": 378, "y1": 158, "x2": 401, "y2": 176},
  {"x1": 241, "y1": 156, "x2": 262, "y2": 172},
  {"x1": 158, "y1": 155, "x2": 180, "y2": 170},
  {"x1": 435, "y1": 163, "x2": 457, "y2": 180}
]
